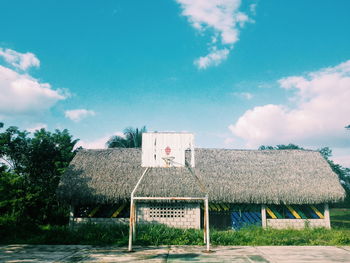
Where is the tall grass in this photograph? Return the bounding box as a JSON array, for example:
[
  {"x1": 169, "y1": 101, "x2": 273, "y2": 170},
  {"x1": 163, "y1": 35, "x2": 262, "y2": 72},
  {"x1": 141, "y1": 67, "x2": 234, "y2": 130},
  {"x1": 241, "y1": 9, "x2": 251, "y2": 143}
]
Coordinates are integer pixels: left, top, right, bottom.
[{"x1": 1, "y1": 221, "x2": 350, "y2": 246}]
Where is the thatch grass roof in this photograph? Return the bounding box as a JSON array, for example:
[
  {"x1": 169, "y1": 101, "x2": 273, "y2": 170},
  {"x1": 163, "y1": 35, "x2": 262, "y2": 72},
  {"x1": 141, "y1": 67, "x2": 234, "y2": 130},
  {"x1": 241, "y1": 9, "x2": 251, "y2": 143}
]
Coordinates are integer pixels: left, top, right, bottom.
[{"x1": 58, "y1": 148, "x2": 346, "y2": 205}]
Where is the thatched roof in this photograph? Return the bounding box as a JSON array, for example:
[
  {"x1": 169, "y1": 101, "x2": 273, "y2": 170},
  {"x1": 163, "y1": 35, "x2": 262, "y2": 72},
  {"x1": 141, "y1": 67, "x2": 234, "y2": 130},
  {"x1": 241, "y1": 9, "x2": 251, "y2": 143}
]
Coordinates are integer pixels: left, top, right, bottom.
[{"x1": 58, "y1": 148, "x2": 346, "y2": 205}]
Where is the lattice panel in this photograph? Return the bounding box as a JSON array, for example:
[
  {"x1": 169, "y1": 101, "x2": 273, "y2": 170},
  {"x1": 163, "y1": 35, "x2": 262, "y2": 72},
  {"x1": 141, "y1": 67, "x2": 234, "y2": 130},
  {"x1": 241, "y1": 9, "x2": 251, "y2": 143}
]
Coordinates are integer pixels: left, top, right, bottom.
[{"x1": 149, "y1": 203, "x2": 185, "y2": 218}]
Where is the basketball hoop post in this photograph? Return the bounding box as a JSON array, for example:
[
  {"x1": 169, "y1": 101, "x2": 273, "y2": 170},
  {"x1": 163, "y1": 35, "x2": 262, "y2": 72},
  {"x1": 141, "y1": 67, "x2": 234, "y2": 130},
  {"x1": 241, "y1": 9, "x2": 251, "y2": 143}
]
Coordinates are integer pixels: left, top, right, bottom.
[
  {"x1": 128, "y1": 132, "x2": 211, "y2": 253},
  {"x1": 128, "y1": 167, "x2": 150, "y2": 252}
]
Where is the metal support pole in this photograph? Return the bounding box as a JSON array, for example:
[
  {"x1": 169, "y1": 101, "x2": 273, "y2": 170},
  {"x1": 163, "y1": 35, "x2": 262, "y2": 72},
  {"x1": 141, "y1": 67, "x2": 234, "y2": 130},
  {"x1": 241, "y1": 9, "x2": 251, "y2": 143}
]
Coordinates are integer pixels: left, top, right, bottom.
[
  {"x1": 133, "y1": 196, "x2": 206, "y2": 201},
  {"x1": 128, "y1": 197, "x2": 134, "y2": 252},
  {"x1": 132, "y1": 202, "x2": 136, "y2": 240},
  {"x1": 205, "y1": 196, "x2": 210, "y2": 252},
  {"x1": 128, "y1": 167, "x2": 150, "y2": 252},
  {"x1": 203, "y1": 201, "x2": 207, "y2": 243}
]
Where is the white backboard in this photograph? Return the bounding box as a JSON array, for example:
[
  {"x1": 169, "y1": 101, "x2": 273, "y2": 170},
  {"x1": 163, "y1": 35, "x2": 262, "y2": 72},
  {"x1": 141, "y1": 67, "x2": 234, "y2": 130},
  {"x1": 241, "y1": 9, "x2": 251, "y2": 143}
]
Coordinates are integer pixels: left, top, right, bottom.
[{"x1": 142, "y1": 132, "x2": 195, "y2": 167}]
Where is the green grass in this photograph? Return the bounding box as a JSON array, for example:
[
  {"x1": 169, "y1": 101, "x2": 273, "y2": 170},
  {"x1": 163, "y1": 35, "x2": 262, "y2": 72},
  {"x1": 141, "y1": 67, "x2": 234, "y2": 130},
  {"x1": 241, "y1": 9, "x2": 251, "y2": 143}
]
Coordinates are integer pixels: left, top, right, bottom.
[
  {"x1": 1, "y1": 223, "x2": 350, "y2": 246},
  {"x1": 331, "y1": 208, "x2": 350, "y2": 228},
  {"x1": 1, "y1": 209, "x2": 349, "y2": 246}
]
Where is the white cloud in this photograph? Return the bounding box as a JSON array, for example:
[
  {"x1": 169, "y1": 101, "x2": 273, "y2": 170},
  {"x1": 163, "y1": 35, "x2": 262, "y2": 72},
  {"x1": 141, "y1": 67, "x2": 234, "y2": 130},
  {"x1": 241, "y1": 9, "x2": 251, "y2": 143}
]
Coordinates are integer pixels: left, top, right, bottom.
[
  {"x1": 229, "y1": 60, "x2": 350, "y2": 149},
  {"x1": 0, "y1": 65, "x2": 65, "y2": 115},
  {"x1": 224, "y1": 137, "x2": 235, "y2": 145},
  {"x1": 77, "y1": 132, "x2": 124, "y2": 149},
  {"x1": 331, "y1": 155, "x2": 350, "y2": 168},
  {"x1": 176, "y1": 0, "x2": 253, "y2": 69},
  {"x1": 64, "y1": 109, "x2": 96, "y2": 122},
  {"x1": 232, "y1": 92, "x2": 253, "y2": 100},
  {"x1": 27, "y1": 123, "x2": 48, "y2": 133},
  {"x1": 249, "y1": 3, "x2": 257, "y2": 15},
  {"x1": 0, "y1": 48, "x2": 40, "y2": 70},
  {"x1": 194, "y1": 48, "x2": 229, "y2": 69}
]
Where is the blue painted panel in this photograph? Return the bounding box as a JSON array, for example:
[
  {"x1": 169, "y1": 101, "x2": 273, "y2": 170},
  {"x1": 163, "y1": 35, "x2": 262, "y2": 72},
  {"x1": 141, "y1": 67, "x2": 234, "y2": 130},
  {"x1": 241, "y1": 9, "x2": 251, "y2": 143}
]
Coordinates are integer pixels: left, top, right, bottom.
[
  {"x1": 306, "y1": 207, "x2": 319, "y2": 219},
  {"x1": 231, "y1": 211, "x2": 262, "y2": 230},
  {"x1": 231, "y1": 212, "x2": 241, "y2": 221},
  {"x1": 250, "y1": 212, "x2": 261, "y2": 221},
  {"x1": 243, "y1": 212, "x2": 255, "y2": 223},
  {"x1": 285, "y1": 210, "x2": 294, "y2": 219}
]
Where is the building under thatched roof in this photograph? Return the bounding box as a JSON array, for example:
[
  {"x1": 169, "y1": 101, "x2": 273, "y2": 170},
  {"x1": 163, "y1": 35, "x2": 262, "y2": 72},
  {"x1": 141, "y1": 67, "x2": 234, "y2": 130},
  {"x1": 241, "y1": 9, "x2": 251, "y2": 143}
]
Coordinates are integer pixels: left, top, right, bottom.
[
  {"x1": 59, "y1": 148, "x2": 345, "y2": 230},
  {"x1": 59, "y1": 148, "x2": 345, "y2": 205}
]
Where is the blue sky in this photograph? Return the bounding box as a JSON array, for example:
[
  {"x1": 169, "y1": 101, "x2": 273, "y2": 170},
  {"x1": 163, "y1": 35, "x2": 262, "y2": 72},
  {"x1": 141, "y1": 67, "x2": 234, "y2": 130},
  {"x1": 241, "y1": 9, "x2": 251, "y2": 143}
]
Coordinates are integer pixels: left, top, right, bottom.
[{"x1": 1, "y1": 0, "x2": 350, "y2": 167}]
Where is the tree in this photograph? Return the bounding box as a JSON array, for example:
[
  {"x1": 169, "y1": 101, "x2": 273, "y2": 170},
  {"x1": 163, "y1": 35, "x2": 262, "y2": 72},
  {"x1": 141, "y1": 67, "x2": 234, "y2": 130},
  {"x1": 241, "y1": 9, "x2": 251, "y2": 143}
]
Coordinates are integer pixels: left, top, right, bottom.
[
  {"x1": 259, "y1": 144, "x2": 304, "y2": 150},
  {"x1": 107, "y1": 126, "x2": 147, "y2": 148},
  {"x1": 318, "y1": 147, "x2": 350, "y2": 206},
  {"x1": 0, "y1": 124, "x2": 79, "y2": 224}
]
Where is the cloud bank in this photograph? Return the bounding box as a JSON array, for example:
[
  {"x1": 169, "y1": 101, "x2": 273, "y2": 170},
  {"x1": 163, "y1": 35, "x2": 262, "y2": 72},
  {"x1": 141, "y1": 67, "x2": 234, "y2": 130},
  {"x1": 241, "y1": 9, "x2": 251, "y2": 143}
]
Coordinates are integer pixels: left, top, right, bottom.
[
  {"x1": 0, "y1": 48, "x2": 66, "y2": 116},
  {"x1": 229, "y1": 60, "x2": 350, "y2": 149},
  {"x1": 27, "y1": 123, "x2": 48, "y2": 133},
  {"x1": 0, "y1": 48, "x2": 40, "y2": 71},
  {"x1": 176, "y1": 0, "x2": 253, "y2": 69},
  {"x1": 65, "y1": 109, "x2": 96, "y2": 122},
  {"x1": 77, "y1": 131, "x2": 124, "y2": 149}
]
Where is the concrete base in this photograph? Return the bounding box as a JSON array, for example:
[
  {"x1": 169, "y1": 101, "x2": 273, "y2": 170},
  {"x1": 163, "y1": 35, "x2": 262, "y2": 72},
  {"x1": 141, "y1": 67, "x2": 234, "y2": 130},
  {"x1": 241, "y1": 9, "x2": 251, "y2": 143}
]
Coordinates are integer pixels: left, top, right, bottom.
[
  {"x1": 1, "y1": 245, "x2": 350, "y2": 262},
  {"x1": 266, "y1": 219, "x2": 330, "y2": 229},
  {"x1": 72, "y1": 217, "x2": 129, "y2": 225}
]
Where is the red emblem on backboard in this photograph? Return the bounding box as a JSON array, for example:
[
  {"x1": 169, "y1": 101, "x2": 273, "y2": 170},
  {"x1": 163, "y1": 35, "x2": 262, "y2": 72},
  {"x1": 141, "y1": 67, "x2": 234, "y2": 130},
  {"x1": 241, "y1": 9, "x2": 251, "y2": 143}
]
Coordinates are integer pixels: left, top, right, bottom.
[{"x1": 165, "y1": 146, "x2": 171, "y2": 155}]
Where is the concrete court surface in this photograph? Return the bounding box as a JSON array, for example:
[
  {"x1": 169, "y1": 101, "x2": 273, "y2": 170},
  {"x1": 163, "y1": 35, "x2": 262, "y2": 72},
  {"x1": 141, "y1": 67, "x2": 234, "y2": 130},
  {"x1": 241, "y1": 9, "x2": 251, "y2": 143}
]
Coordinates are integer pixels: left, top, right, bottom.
[{"x1": 1, "y1": 245, "x2": 350, "y2": 263}]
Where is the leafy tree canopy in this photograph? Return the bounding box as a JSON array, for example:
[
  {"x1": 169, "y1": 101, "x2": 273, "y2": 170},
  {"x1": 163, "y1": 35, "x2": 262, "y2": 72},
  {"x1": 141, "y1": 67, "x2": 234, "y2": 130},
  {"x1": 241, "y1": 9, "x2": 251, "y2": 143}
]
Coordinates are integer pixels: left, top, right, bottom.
[
  {"x1": 0, "y1": 124, "x2": 79, "y2": 224},
  {"x1": 259, "y1": 144, "x2": 304, "y2": 150},
  {"x1": 107, "y1": 126, "x2": 147, "y2": 148}
]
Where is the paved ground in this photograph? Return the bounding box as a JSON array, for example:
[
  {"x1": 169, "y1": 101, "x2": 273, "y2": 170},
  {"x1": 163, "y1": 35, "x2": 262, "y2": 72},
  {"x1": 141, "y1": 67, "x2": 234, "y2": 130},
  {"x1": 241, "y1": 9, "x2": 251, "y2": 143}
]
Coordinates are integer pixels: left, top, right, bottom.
[{"x1": 1, "y1": 245, "x2": 350, "y2": 262}]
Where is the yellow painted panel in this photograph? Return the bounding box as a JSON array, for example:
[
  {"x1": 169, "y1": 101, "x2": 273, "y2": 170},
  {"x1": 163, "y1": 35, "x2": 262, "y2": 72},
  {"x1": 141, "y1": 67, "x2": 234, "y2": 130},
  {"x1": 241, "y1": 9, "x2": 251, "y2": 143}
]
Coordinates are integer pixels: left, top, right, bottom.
[
  {"x1": 209, "y1": 204, "x2": 218, "y2": 211},
  {"x1": 213, "y1": 204, "x2": 222, "y2": 211},
  {"x1": 111, "y1": 203, "x2": 127, "y2": 218},
  {"x1": 88, "y1": 206, "x2": 100, "y2": 217},
  {"x1": 310, "y1": 206, "x2": 324, "y2": 219},
  {"x1": 286, "y1": 205, "x2": 301, "y2": 219},
  {"x1": 266, "y1": 207, "x2": 277, "y2": 219},
  {"x1": 221, "y1": 204, "x2": 230, "y2": 211}
]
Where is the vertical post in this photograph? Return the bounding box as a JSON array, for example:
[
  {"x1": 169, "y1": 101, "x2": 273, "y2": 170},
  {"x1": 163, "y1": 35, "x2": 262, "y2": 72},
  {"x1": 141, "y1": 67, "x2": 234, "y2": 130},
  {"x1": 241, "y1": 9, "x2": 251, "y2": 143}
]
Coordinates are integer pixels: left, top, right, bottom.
[
  {"x1": 205, "y1": 196, "x2": 210, "y2": 252},
  {"x1": 69, "y1": 205, "x2": 74, "y2": 228},
  {"x1": 133, "y1": 202, "x2": 137, "y2": 239},
  {"x1": 128, "y1": 198, "x2": 134, "y2": 251},
  {"x1": 324, "y1": 203, "x2": 331, "y2": 229},
  {"x1": 203, "y1": 201, "x2": 207, "y2": 243},
  {"x1": 261, "y1": 204, "x2": 267, "y2": 228},
  {"x1": 128, "y1": 167, "x2": 150, "y2": 252}
]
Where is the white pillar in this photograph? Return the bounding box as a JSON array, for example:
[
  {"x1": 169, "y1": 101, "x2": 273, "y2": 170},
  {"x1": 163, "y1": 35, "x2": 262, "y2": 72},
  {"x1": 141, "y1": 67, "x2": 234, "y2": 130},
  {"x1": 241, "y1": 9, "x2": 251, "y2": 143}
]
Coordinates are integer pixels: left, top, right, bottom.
[
  {"x1": 261, "y1": 205, "x2": 267, "y2": 228},
  {"x1": 69, "y1": 205, "x2": 74, "y2": 228},
  {"x1": 324, "y1": 203, "x2": 331, "y2": 229}
]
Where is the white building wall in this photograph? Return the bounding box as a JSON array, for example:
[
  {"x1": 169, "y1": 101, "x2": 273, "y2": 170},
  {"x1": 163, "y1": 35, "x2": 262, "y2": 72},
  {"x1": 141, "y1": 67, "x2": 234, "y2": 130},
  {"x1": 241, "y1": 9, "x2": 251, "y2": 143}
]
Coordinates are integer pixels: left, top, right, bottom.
[
  {"x1": 136, "y1": 202, "x2": 200, "y2": 229},
  {"x1": 266, "y1": 219, "x2": 330, "y2": 229},
  {"x1": 70, "y1": 217, "x2": 129, "y2": 226}
]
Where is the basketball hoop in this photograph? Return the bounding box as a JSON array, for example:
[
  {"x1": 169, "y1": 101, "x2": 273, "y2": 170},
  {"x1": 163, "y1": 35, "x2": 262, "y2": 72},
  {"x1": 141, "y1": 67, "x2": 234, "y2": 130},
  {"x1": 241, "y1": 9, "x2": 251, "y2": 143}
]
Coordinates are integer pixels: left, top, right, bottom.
[
  {"x1": 141, "y1": 132, "x2": 195, "y2": 168},
  {"x1": 162, "y1": 156, "x2": 175, "y2": 167}
]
